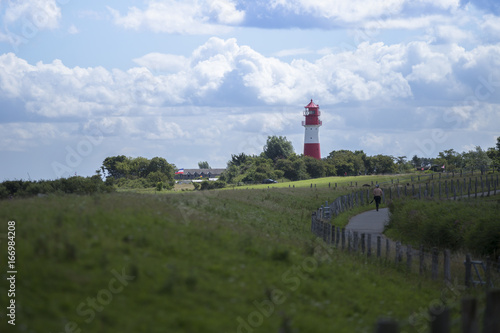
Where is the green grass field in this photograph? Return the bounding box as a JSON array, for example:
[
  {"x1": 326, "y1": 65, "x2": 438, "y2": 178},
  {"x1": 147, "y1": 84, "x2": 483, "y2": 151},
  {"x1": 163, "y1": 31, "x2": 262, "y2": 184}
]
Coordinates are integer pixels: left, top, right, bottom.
[{"x1": 0, "y1": 174, "x2": 490, "y2": 332}]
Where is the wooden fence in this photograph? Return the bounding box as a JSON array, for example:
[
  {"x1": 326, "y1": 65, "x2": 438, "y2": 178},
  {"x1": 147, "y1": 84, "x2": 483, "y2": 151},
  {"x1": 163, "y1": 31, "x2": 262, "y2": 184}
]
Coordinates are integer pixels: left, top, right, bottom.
[
  {"x1": 314, "y1": 173, "x2": 499, "y2": 219},
  {"x1": 375, "y1": 290, "x2": 500, "y2": 333},
  {"x1": 310, "y1": 173, "x2": 500, "y2": 332},
  {"x1": 311, "y1": 216, "x2": 500, "y2": 287}
]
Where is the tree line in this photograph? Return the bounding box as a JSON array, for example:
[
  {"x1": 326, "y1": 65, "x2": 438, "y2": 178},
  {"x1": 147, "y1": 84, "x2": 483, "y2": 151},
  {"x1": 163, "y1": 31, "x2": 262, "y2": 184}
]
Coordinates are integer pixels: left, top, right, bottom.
[
  {"x1": 100, "y1": 155, "x2": 175, "y2": 190},
  {"x1": 0, "y1": 175, "x2": 114, "y2": 199},
  {"x1": 1, "y1": 136, "x2": 498, "y2": 197},
  {"x1": 219, "y1": 136, "x2": 500, "y2": 184}
]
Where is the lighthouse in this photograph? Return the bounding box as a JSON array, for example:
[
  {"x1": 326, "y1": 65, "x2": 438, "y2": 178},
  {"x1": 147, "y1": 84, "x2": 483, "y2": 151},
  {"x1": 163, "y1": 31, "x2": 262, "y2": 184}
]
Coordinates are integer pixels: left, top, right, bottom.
[{"x1": 302, "y1": 99, "x2": 322, "y2": 159}]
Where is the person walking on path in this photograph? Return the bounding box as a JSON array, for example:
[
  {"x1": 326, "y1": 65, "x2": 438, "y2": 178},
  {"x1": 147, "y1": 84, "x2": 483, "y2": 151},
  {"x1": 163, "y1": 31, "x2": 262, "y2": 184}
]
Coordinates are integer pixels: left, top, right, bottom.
[{"x1": 373, "y1": 184, "x2": 383, "y2": 211}]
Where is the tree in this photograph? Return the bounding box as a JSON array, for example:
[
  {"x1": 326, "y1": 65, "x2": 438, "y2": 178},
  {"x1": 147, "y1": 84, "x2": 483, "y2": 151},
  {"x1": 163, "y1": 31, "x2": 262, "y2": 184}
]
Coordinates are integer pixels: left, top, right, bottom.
[
  {"x1": 462, "y1": 146, "x2": 492, "y2": 174},
  {"x1": 198, "y1": 161, "x2": 211, "y2": 169},
  {"x1": 241, "y1": 157, "x2": 275, "y2": 182},
  {"x1": 486, "y1": 136, "x2": 500, "y2": 167},
  {"x1": 437, "y1": 149, "x2": 463, "y2": 171},
  {"x1": 326, "y1": 150, "x2": 364, "y2": 176},
  {"x1": 102, "y1": 155, "x2": 128, "y2": 179},
  {"x1": 274, "y1": 155, "x2": 308, "y2": 181},
  {"x1": 148, "y1": 157, "x2": 174, "y2": 175},
  {"x1": 101, "y1": 156, "x2": 175, "y2": 189},
  {"x1": 394, "y1": 156, "x2": 413, "y2": 173},
  {"x1": 367, "y1": 155, "x2": 396, "y2": 174},
  {"x1": 411, "y1": 155, "x2": 421, "y2": 169},
  {"x1": 130, "y1": 157, "x2": 150, "y2": 178},
  {"x1": 262, "y1": 136, "x2": 294, "y2": 161},
  {"x1": 304, "y1": 156, "x2": 325, "y2": 178},
  {"x1": 411, "y1": 155, "x2": 432, "y2": 170},
  {"x1": 228, "y1": 153, "x2": 249, "y2": 167}
]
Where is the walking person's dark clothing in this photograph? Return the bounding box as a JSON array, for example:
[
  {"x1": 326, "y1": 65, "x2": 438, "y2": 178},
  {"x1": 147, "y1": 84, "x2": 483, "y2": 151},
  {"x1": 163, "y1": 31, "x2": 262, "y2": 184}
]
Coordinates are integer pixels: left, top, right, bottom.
[{"x1": 373, "y1": 185, "x2": 383, "y2": 211}]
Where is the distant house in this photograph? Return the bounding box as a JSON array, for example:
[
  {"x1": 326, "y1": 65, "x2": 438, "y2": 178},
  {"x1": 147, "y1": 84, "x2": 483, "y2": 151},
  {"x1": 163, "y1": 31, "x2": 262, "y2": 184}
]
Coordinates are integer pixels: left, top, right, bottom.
[{"x1": 174, "y1": 168, "x2": 226, "y2": 180}]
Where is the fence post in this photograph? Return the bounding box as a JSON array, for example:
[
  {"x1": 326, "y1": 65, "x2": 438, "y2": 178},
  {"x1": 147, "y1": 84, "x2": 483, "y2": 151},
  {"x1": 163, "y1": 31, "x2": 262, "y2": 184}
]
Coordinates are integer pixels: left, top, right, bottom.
[
  {"x1": 395, "y1": 242, "x2": 402, "y2": 264},
  {"x1": 465, "y1": 254, "x2": 472, "y2": 288},
  {"x1": 386, "y1": 239, "x2": 390, "y2": 259},
  {"x1": 341, "y1": 228, "x2": 346, "y2": 250},
  {"x1": 406, "y1": 245, "x2": 412, "y2": 272},
  {"x1": 484, "y1": 290, "x2": 500, "y2": 333},
  {"x1": 444, "y1": 249, "x2": 451, "y2": 283},
  {"x1": 375, "y1": 319, "x2": 398, "y2": 333},
  {"x1": 327, "y1": 223, "x2": 332, "y2": 244},
  {"x1": 431, "y1": 247, "x2": 439, "y2": 280},
  {"x1": 419, "y1": 245, "x2": 425, "y2": 276},
  {"x1": 430, "y1": 307, "x2": 450, "y2": 333},
  {"x1": 367, "y1": 234, "x2": 372, "y2": 258},
  {"x1": 361, "y1": 233, "x2": 365, "y2": 254},
  {"x1": 468, "y1": 177, "x2": 471, "y2": 198},
  {"x1": 461, "y1": 297, "x2": 478, "y2": 333},
  {"x1": 475, "y1": 177, "x2": 478, "y2": 198},
  {"x1": 353, "y1": 232, "x2": 359, "y2": 252},
  {"x1": 336, "y1": 227, "x2": 340, "y2": 247},
  {"x1": 377, "y1": 236, "x2": 381, "y2": 258},
  {"x1": 486, "y1": 256, "x2": 492, "y2": 289}
]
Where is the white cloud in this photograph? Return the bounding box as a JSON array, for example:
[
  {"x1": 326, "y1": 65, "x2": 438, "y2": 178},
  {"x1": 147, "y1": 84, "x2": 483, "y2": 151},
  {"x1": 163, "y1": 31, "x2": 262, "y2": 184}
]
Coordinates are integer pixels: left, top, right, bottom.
[
  {"x1": 269, "y1": 0, "x2": 405, "y2": 23},
  {"x1": 360, "y1": 133, "x2": 388, "y2": 150},
  {"x1": 481, "y1": 14, "x2": 500, "y2": 39},
  {"x1": 3, "y1": 0, "x2": 61, "y2": 29},
  {"x1": 427, "y1": 25, "x2": 473, "y2": 44},
  {"x1": 414, "y1": 0, "x2": 460, "y2": 11},
  {"x1": 133, "y1": 53, "x2": 189, "y2": 72},
  {"x1": 406, "y1": 50, "x2": 453, "y2": 83},
  {"x1": 1, "y1": 37, "x2": 499, "y2": 122},
  {"x1": 273, "y1": 48, "x2": 313, "y2": 58},
  {"x1": 67, "y1": 24, "x2": 79, "y2": 35},
  {"x1": 0, "y1": 122, "x2": 64, "y2": 151},
  {"x1": 108, "y1": 0, "x2": 244, "y2": 34}
]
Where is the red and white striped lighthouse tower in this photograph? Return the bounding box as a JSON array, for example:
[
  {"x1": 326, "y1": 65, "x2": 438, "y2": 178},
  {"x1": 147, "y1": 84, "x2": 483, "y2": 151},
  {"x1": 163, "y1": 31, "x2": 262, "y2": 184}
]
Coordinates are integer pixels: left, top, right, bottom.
[{"x1": 302, "y1": 99, "x2": 322, "y2": 159}]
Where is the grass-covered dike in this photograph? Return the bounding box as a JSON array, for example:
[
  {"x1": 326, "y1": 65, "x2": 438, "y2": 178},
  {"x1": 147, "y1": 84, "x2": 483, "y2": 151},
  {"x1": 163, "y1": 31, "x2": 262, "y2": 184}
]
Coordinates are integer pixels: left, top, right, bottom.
[{"x1": 0, "y1": 175, "x2": 492, "y2": 332}]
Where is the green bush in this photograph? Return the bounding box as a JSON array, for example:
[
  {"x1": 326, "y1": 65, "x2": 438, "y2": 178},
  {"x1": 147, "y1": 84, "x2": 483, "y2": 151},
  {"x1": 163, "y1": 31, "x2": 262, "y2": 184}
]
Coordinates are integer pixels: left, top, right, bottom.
[
  {"x1": 199, "y1": 180, "x2": 226, "y2": 190},
  {"x1": 386, "y1": 197, "x2": 500, "y2": 256},
  {"x1": 0, "y1": 176, "x2": 114, "y2": 199},
  {"x1": 156, "y1": 182, "x2": 163, "y2": 191}
]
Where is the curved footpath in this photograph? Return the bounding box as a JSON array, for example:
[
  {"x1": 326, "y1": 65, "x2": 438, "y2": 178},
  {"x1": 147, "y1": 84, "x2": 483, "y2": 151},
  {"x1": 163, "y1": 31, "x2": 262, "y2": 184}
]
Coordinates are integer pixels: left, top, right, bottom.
[
  {"x1": 343, "y1": 208, "x2": 392, "y2": 250},
  {"x1": 345, "y1": 189, "x2": 500, "y2": 240},
  {"x1": 345, "y1": 208, "x2": 390, "y2": 235}
]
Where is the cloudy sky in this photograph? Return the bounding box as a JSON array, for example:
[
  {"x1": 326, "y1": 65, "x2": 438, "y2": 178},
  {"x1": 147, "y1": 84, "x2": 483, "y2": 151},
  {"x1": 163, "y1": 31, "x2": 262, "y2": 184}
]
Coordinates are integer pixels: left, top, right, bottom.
[{"x1": 1, "y1": 0, "x2": 499, "y2": 180}]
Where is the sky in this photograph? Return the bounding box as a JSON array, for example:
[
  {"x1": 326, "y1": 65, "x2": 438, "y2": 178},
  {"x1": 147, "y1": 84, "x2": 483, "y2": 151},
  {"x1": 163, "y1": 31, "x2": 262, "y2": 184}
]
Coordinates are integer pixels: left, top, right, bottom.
[{"x1": 0, "y1": 0, "x2": 499, "y2": 180}]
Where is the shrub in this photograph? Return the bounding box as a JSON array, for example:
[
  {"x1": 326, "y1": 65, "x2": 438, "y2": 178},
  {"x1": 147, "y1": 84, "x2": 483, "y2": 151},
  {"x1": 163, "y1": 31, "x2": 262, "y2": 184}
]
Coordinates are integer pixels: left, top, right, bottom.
[
  {"x1": 387, "y1": 198, "x2": 499, "y2": 256},
  {"x1": 199, "y1": 180, "x2": 226, "y2": 190}
]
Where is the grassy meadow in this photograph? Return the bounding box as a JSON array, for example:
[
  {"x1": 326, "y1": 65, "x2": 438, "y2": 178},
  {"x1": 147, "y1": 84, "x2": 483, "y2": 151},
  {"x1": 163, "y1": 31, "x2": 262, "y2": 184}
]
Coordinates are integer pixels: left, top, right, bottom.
[{"x1": 0, "y1": 174, "x2": 492, "y2": 332}]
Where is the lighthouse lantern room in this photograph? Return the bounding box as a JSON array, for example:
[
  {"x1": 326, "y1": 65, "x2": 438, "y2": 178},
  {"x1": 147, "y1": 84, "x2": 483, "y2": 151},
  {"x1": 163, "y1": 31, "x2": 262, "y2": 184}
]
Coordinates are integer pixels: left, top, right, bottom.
[{"x1": 302, "y1": 99, "x2": 322, "y2": 159}]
